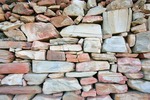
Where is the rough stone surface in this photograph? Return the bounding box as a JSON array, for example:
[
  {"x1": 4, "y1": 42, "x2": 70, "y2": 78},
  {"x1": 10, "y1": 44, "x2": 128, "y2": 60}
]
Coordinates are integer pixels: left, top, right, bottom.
[
  {"x1": 47, "y1": 50, "x2": 65, "y2": 61},
  {"x1": 80, "y1": 77, "x2": 97, "y2": 85},
  {"x1": 86, "y1": 6, "x2": 106, "y2": 16},
  {"x1": 66, "y1": 72, "x2": 97, "y2": 78},
  {"x1": 50, "y1": 38, "x2": 79, "y2": 45},
  {"x1": 0, "y1": 95, "x2": 13, "y2": 100},
  {"x1": 87, "y1": 95, "x2": 113, "y2": 100},
  {"x1": 32, "y1": 94, "x2": 61, "y2": 100},
  {"x1": 0, "y1": 50, "x2": 14, "y2": 63},
  {"x1": 13, "y1": 94, "x2": 34, "y2": 100},
  {"x1": 63, "y1": 92, "x2": 83, "y2": 100}
]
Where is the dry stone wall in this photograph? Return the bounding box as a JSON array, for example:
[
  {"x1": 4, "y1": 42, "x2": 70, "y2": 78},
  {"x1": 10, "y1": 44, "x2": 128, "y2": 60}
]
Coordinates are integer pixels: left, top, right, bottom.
[{"x1": 0, "y1": 0, "x2": 150, "y2": 100}]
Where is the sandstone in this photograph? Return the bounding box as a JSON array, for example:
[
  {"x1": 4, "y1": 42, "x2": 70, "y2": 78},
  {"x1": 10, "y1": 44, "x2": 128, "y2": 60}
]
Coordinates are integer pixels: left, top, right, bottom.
[
  {"x1": 114, "y1": 91, "x2": 150, "y2": 100},
  {"x1": 43, "y1": 78, "x2": 82, "y2": 94},
  {"x1": 87, "y1": 0, "x2": 97, "y2": 9},
  {"x1": 127, "y1": 34, "x2": 135, "y2": 47},
  {"x1": 0, "y1": 50, "x2": 14, "y2": 63},
  {"x1": 127, "y1": 79, "x2": 150, "y2": 93},
  {"x1": 66, "y1": 54, "x2": 78, "y2": 62},
  {"x1": 142, "y1": 4, "x2": 150, "y2": 13},
  {"x1": 81, "y1": 89, "x2": 96, "y2": 97},
  {"x1": 132, "y1": 18, "x2": 147, "y2": 26},
  {"x1": 66, "y1": 72, "x2": 97, "y2": 78},
  {"x1": 32, "y1": 94, "x2": 61, "y2": 100},
  {"x1": 63, "y1": 92, "x2": 83, "y2": 100},
  {"x1": 117, "y1": 58, "x2": 141, "y2": 73},
  {"x1": 141, "y1": 59, "x2": 150, "y2": 80},
  {"x1": 143, "y1": 71, "x2": 150, "y2": 81},
  {"x1": 0, "y1": 14, "x2": 5, "y2": 21},
  {"x1": 48, "y1": 73, "x2": 64, "y2": 79},
  {"x1": 115, "y1": 53, "x2": 138, "y2": 58},
  {"x1": 133, "y1": 12, "x2": 145, "y2": 21},
  {"x1": 0, "y1": 21, "x2": 23, "y2": 31},
  {"x1": 13, "y1": 94, "x2": 34, "y2": 100},
  {"x1": 106, "y1": 0, "x2": 133, "y2": 10},
  {"x1": 133, "y1": 31, "x2": 150, "y2": 53},
  {"x1": 50, "y1": 15, "x2": 74, "y2": 28},
  {"x1": 15, "y1": 50, "x2": 46, "y2": 60},
  {"x1": 87, "y1": 95, "x2": 113, "y2": 100},
  {"x1": 131, "y1": 23, "x2": 147, "y2": 33},
  {"x1": 74, "y1": 15, "x2": 83, "y2": 24},
  {"x1": 80, "y1": 77, "x2": 97, "y2": 85},
  {"x1": 50, "y1": 44, "x2": 82, "y2": 51},
  {"x1": 1, "y1": 74, "x2": 23, "y2": 85},
  {"x1": 50, "y1": 38, "x2": 78, "y2": 45},
  {"x1": 0, "y1": 95, "x2": 13, "y2": 100},
  {"x1": 0, "y1": 86, "x2": 41, "y2": 94},
  {"x1": 47, "y1": 50, "x2": 65, "y2": 61},
  {"x1": 4, "y1": 29, "x2": 27, "y2": 41},
  {"x1": 38, "y1": 0, "x2": 56, "y2": 6},
  {"x1": 103, "y1": 8, "x2": 132, "y2": 35},
  {"x1": 63, "y1": 4, "x2": 84, "y2": 16},
  {"x1": 102, "y1": 36, "x2": 128, "y2": 53},
  {"x1": 110, "y1": 64, "x2": 118, "y2": 73},
  {"x1": 35, "y1": 14, "x2": 50, "y2": 22},
  {"x1": 44, "y1": 9, "x2": 56, "y2": 17},
  {"x1": 33, "y1": 5, "x2": 47, "y2": 14},
  {"x1": 20, "y1": 16, "x2": 35, "y2": 23},
  {"x1": 32, "y1": 60, "x2": 74, "y2": 73},
  {"x1": 96, "y1": 83, "x2": 128, "y2": 95},
  {"x1": 139, "y1": 53, "x2": 150, "y2": 58},
  {"x1": 91, "y1": 53, "x2": 116, "y2": 62},
  {"x1": 82, "y1": 85, "x2": 92, "y2": 92},
  {"x1": 77, "y1": 53, "x2": 90, "y2": 62},
  {"x1": 60, "y1": 24, "x2": 102, "y2": 38},
  {"x1": 24, "y1": 74, "x2": 47, "y2": 85},
  {"x1": 12, "y1": 4, "x2": 34, "y2": 15},
  {"x1": 72, "y1": 0, "x2": 86, "y2": 10},
  {"x1": 31, "y1": 41, "x2": 49, "y2": 50},
  {"x1": 0, "y1": 63, "x2": 30, "y2": 74},
  {"x1": 21, "y1": 22, "x2": 60, "y2": 42},
  {"x1": 86, "y1": 6, "x2": 106, "y2": 16},
  {"x1": 83, "y1": 38, "x2": 101, "y2": 53},
  {"x1": 148, "y1": 17, "x2": 150, "y2": 31},
  {"x1": 76, "y1": 61, "x2": 110, "y2": 72},
  {"x1": 125, "y1": 72, "x2": 143, "y2": 79},
  {"x1": 82, "y1": 16, "x2": 103, "y2": 23}
]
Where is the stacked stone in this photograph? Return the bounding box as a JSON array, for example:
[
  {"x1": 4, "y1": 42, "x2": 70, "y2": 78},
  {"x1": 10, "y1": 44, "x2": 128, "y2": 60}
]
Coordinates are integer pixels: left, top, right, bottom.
[{"x1": 0, "y1": 0, "x2": 150, "y2": 100}]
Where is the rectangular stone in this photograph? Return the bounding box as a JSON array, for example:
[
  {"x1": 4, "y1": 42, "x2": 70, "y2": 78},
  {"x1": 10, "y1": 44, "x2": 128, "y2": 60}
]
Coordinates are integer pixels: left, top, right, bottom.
[
  {"x1": 0, "y1": 41, "x2": 32, "y2": 49},
  {"x1": 0, "y1": 63, "x2": 30, "y2": 74},
  {"x1": 66, "y1": 72, "x2": 97, "y2": 78},
  {"x1": 47, "y1": 50, "x2": 65, "y2": 61},
  {"x1": 87, "y1": 95, "x2": 113, "y2": 100},
  {"x1": 50, "y1": 38, "x2": 79, "y2": 45},
  {"x1": 76, "y1": 61, "x2": 110, "y2": 72},
  {"x1": 0, "y1": 86, "x2": 41, "y2": 94},
  {"x1": 43, "y1": 78, "x2": 82, "y2": 94},
  {"x1": 32, "y1": 61, "x2": 74, "y2": 73},
  {"x1": 115, "y1": 53, "x2": 138, "y2": 58},
  {"x1": 80, "y1": 77, "x2": 97, "y2": 85},
  {"x1": 0, "y1": 50, "x2": 14, "y2": 63}
]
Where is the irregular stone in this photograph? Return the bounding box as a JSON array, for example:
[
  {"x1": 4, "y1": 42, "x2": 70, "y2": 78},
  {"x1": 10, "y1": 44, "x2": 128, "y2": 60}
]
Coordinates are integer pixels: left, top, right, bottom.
[
  {"x1": 132, "y1": 18, "x2": 147, "y2": 26},
  {"x1": 35, "y1": 14, "x2": 50, "y2": 22},
  {"x1": 82, "y1": 85, "x2": 92, "y2": 92},
  {"x1": 81, "y1": 89, "x2": 96, "y2": 97},
  {"x1": 77, "y1": 53, "x2": 90, "y2": 62},
  {"x1": 131, "y1": 23, "x2": 147, "y2": 33},
  {"x1": 13, "y1": 94, "x2": 34, "y2": 100},
  {"x1": 0, "y1": 86, "x2": 41, "y2": 94},
  {"x1": 43, "y1": 78, "x2": 82, "y2": 94},
  {"x1": 87, "y1": 0, "x2": 97, "y2": 9},
  {"x1": 4, "y1": 29, "x2": 27, "y2": 41},
  {"x1": 125, "y1": 72, "x2": 143, "y2": 79},
  {"x1": 0, "y1": 21, "x2": 23, "y2": 31},
  {"x1": 106, "y1": 0, "x2": 133, "y2": 10},
  {"x1": 44, "y1": 9, "x2": 56, "y2": 17},
  {"x1": 117, "y1": 58, "x2": 141, "y2": 73},
  {"x1": 38, "y1": 0, "x2": 56, "y2": 6},
  {"x1": 0, "y1": 63, "x2": 30, "y2": 74},
  {"x1": 0, "y1": 14, "x2": 5, "y2": 21},
  {"x1": 127, "y1": 34, "x2": 135, "y2": 47},
  {"x1": 115, "y1": 53, "x2": 138, "y2": 58},
  {"x1": 1, "y1": 74, "x2": 23, "y2": 85},
  {"x1": 48, "y1": 73, "x2": 64, "y2": 79},
  {"x1": 20, "y1": 16, "x2": 35, "y2": 23},
  {"x1": 142, "y1": 4, "x2": 150, "y2": 13},
  {"x1": 63, "y1": 4, "x2": 84, "y2": 16},
  {"x1": 98, "y1": 71, "x2": 127, "y2": 84},
  {"x1": 110, "y1": 64, "x2": 118, "y2": 73},
  {"x1": 47, "y1": 50, "x2": 65, "y2": 61},
  {"x1": 50, "y1": 38, "x2": 78, "y2": 45},
  {"x1": 86, "y1": 6, "x2": 106, "y2": 16},
  {"x1": 32, "y1": 60, "x2": 74, "y2": 73},
  {"x1": 96, "y1": 83, "x2": 128, "y2": 95},
  {"x1": 0, "y1": 95, "x2": 13, "y2": 100},
  {"x1": 15, "y1": 50, "x2": 46, "y2": 60},
  {"x1": 0, "y1": 50, "x2": 14, "y2": 63},
  {"x1": 50, "y1": 44, "x2": 82, "y2": 51},
  {"x1": 66, "y1": 72, "x2": 97, "y2": 78},
  {"x1": 32, "y1": 94, "x2": 61, "y2": 100},
  {"x1": 114, "y1": 91, "x2": 150, "y2": 100},
  {"x1": 74, "y1": 15, "x2": 83, "y2": 24},
  {"x1": 139, "y1": 53, "x2": 150, "y2": 59},
  {"x1": 127, "y1": 79, "x2": 150, "y2": 93},
  {"x1": 87, "y1": 95, "x2": 113, "y2": 100},
  {"x1": 48, "y1": 5, "x2": 60, "y2": 11},
  {"x1": 91, "y1": 53, "x2": 116, "y2": 62},
  {"x1": 60, "y1": 24, "x2": 102, "y2": 38},
  {"x1": 21, "y1": 22, "x2": 59, "y2": 41},
  {"x1": 82, "y1": 16, "x2": 103, "y2": 23},
  {"x1": 51, "y1": 15, "x2": 74, "y2": 28},
  {"x1": 80, "y1": 77, "x2": 97, "y2": 85},
  {"x1": 31, "y1": 41, "x2": 49, "y2": 50},
  {"x1": 0, "y1": 41, "x2": 32, "y2": 49},
  {"x1": 102, "y1": 36, "x2": 127, "y2": 53},
  {"x1": 66, "y1": 54, "x2": 78, "y2": 62},
  {"x1": 141, "y1": 59, "x2": 150, "y2": 80},
  {"x1": 76, "y1": 61, "x2": 110, "y2": 72},
  {"x1": 83, "y1": 38, "x2": 101, "y2": 53},
  {"x1": 133, "y1": 31, "x2": 150, "y2": 52},
  {"x1": 63, "y1": 92, "x2": 83, "y2": 100},
  {"x1": 12, "y1": 4, "x2": 34, "y2": 15},
  {"x1": 148, "y1": 17, "x2": 150, "y2": 31},
  {"x1": 133, "y1": 12, "x2": 145, "y2": 21},
  {"x1": 33, "y1": 5, "x2": 47, "y2": 14},
  {"x1": 103, "y1": 8, "x2": 132, "y2": 35}
]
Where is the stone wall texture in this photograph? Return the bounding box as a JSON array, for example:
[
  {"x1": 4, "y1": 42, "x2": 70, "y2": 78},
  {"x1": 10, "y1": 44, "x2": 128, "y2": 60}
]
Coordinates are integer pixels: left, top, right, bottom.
[{"x1": 0, "y1": 0, "x2": 150, "y2": 100}]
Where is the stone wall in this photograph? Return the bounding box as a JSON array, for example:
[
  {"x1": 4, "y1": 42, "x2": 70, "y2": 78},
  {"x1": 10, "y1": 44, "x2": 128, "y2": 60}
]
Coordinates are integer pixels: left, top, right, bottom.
[{"x1": 0, "y1": 0, "x2": 150, "y2": 100}]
